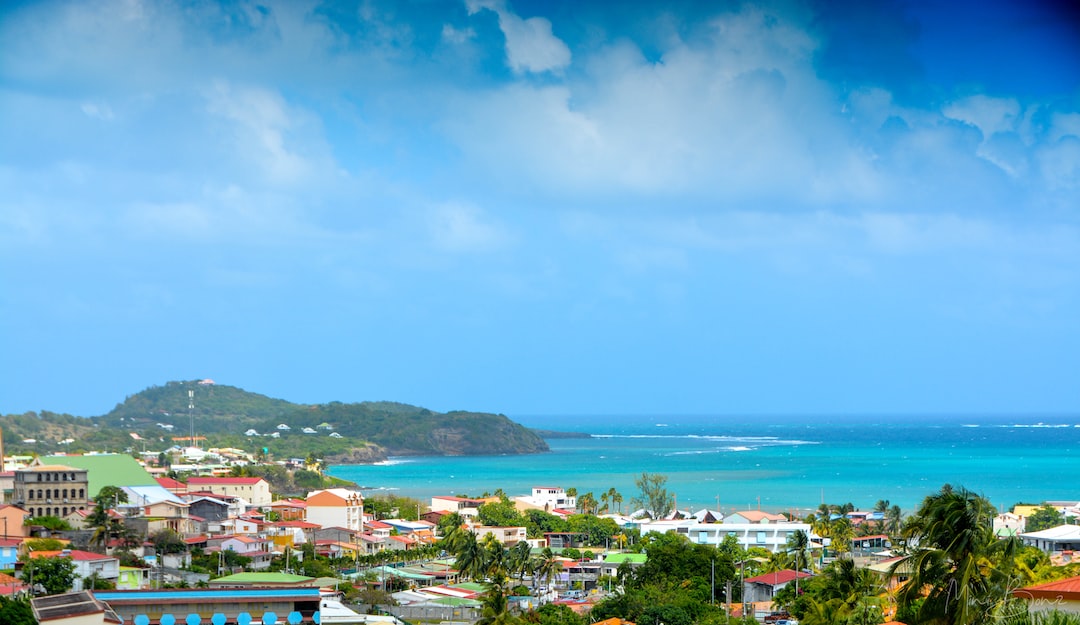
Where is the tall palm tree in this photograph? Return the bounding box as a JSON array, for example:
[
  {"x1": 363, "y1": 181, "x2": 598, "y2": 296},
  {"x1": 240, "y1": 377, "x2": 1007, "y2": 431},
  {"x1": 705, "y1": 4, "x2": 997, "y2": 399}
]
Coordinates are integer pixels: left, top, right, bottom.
[
  {"x1": 578, "y1": 492, "x2": 598, "y2": 515},
  {"x1": 893, "y1": 484, "x2": 1020, "y2": 625},
  {"x1": 477, "y1": 571, "x2": 515, "y2": 625},
  {"x1": 786, "y1": 529, "x2": 811, "y2": 595},
  {"x1": 533, "y1": 547, "x2": 560, "y2": 593},
  {"x1": 829, "y1": 517, "x2": 854, "y2": 558},
  {"x1": 509, "y1": 541, "x2": 532, "y2": 585},
  {"x1": 886, "y1": 505, "x2": 904, "y2": 537},
  {"x1": 610, "y1": 488, "x2": 623, "y2": 514},
  {"x1": 453, "y1": 531, "x2": 486, "y2": 582}
]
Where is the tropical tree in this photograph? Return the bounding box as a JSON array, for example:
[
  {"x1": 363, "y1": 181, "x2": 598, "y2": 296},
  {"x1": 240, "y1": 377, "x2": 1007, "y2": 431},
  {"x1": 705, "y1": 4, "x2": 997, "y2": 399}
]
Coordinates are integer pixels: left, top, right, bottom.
[
  {"x1": 0, "y1": 596, "x2": 34, "y2": 625},
  {"x1": 886, "y1": 504, "x2": 904, "y2": 537},
  {"x1": 786, "y1": 529, "x2": 811, "y2": 595},
  {"x1": 608, "y1": 488, "x2": 623, "y2": 514},
  {"x1": 22, "y1": 556, "x2": 77, "y2": 596},
  {"x1": 478, "y1": 571, "x2": 518, "y2": 625},
  {"x1": 509, "y1": 540, "x2": 533, "y2": 585},
  {"x1": 577, "y1": 492, "x2": 598, "y2": 515},
  {"x1": 533, "y1": 547, "x2": 560, "y2": 592},
  {"x1": 629, "y1": 472, "x2": 673, "y2": 519},
  {"x1": 893, "y1": 484, "x2": 1021, "y2": 625},
  {"x1": 1026, "y1": 504, "x2": 1066, "y2": 533},
  {"x1": 828, "y1": 517, "x2": 854, "y2": 558}
]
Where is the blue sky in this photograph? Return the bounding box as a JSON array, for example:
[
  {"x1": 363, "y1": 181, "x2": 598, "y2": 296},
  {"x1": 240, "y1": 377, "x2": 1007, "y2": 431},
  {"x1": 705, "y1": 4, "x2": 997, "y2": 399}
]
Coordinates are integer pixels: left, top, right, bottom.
[{"x1": 2, "y1": 0, "x2": 1078, "y2": 418}]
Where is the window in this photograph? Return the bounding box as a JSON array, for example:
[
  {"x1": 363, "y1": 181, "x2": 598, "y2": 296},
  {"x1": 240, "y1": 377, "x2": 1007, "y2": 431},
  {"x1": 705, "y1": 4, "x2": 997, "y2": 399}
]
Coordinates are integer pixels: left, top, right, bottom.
[{"x1": 756, "y1": 531, "x2": 767, "y2": 544}]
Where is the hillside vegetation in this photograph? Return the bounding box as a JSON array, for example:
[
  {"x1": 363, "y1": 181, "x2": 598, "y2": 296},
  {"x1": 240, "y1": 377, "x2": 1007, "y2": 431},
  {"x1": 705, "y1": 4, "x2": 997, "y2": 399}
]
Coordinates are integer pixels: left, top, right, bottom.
[{"x1": 0, "y1": 381, "x2": 549, "y2": 461}]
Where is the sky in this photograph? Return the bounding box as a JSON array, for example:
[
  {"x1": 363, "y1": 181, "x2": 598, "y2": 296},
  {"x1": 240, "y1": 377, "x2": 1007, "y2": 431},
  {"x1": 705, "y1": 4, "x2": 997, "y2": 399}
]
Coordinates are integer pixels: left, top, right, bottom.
[{"x1": 2, "y1": 0, "x2": 1079, "y2": 419}]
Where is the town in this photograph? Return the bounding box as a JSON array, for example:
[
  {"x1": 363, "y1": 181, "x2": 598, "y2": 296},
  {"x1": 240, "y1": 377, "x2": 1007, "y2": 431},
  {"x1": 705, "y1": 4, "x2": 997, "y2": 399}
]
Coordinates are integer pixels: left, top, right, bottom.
[{"x1": 0, "y1": 447, "x2": 1078, "y2": 625}]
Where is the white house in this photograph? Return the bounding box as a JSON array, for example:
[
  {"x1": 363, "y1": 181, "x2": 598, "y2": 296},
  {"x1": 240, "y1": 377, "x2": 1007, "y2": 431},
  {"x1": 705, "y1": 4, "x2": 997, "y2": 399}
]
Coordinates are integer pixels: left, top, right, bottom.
[
  {"x1": 639, "y1": 518, "x2": 815, "y2": 553},
  {"x1": 186, "y1": 477, "x2": 272, "y2": 507},
  {"x1": 515, "y1": 487, "x2": 576, "y2": 512},
  {"x1": 1021, "y1": 524, "x2": 1080, "y2": 557},
  {"x1": 470, "y1": 525, "x2": 528, "y2": 546},
  {"x1": 29, "y1": 550, "x2": 120, "y2": 591},
  {"x1": 430, "y1": 496, "x2": 486, "y2": 520},
  {"x1": 306, "y1": 488, "x2": 364, "y2": 532}
]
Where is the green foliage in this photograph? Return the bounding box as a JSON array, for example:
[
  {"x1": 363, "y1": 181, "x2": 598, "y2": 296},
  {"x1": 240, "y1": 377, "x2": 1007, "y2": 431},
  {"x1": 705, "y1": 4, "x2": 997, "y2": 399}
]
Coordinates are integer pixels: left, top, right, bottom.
[
  {"x1": 25, "y1": 538, "x2": 66, "y2": 552},
  {"x1": 366, "y1": 494, "x2": 425, "y2": 521},
  {"x1": 479, "y1": 500, "x2": 525, "y2": 528},
  {"x1": 0, "y1": 596, "x2": 35, "y2": 625},
  {"x1": 2, "y1": 380, "x2": 549, "y2": 459},
  {"x1": 896, "y1": 484, "x2": 1020, "y2": 625},
  {"x1": 22, "y1": 556, "x2": 77, "y2": 595},
  {"x1": 150, "y1": 529, "x2": 187, "y2": 555},
  {"x1": 527, "y1": 603, "x2": 585, "y2": 625},
  {"x1": 630, "y1": 472, "x2": 674, "y2": 519},
  {"x1": 565, "y1": 514, "x2": 620, "y2": 547},
  {"x1": 1026, "y1": 504, "x2": 1067, "y2": 533},
  {"x1": 25, "y1": 516, "x2": 72, "y2": 531}
]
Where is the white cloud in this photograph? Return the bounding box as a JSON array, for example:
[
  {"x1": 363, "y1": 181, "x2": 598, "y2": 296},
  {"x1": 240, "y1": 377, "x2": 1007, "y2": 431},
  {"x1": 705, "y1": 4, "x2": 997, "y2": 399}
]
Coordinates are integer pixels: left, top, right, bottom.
[
  {"x1": 204, "y1": 81, "x2": 317, "y2": 184},
  {"x1": 466, "y1": 0, "x2": 571, "y2": 74},
  {"x1": 427, "y1": 202, "x2": 513, "y2": 252},
  {"x1": 943, "y1": 95, "x2": 1021, "y2": 139}
]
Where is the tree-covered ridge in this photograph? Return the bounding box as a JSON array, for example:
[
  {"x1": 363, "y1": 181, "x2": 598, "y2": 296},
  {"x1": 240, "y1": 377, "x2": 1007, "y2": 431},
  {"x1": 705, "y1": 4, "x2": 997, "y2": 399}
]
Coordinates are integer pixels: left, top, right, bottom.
[{"x1": 0, "y1": 380, "x2": 548, "y2": 458}]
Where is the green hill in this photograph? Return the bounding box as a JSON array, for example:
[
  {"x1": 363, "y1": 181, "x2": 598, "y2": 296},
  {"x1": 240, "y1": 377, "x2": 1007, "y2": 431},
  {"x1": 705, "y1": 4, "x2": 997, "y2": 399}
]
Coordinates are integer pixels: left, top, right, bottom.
[{"x1": 0, "y1": 381, "x2": 549, "y2": 461}]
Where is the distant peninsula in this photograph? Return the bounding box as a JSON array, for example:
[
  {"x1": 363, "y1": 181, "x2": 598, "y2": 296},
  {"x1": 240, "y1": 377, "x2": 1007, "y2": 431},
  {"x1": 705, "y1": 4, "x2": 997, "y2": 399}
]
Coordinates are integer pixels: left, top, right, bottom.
[{"x1": 0, "y1": 380, "x2": 549, "y2": 462}]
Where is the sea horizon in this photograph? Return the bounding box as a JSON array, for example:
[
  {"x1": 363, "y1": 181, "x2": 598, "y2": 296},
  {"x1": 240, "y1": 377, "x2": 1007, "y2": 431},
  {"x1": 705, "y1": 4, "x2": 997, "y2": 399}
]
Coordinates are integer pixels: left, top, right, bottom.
[{"x1": 327, "y1": 413, "x2": 1080, "y2": 516}]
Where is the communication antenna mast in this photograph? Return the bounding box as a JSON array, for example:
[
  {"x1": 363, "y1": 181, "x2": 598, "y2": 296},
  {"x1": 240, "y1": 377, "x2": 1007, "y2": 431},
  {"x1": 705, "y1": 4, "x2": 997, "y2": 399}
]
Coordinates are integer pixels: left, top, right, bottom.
[{"x1": 188, "y1": 389, "x2": 196, "y2": 449}]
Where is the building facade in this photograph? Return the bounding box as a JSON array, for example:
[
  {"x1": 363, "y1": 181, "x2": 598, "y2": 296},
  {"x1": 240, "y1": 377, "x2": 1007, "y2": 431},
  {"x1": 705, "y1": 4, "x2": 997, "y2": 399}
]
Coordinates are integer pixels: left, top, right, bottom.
[{"x1": 13, "y1": 465, "x2": 89, "y2": 518}]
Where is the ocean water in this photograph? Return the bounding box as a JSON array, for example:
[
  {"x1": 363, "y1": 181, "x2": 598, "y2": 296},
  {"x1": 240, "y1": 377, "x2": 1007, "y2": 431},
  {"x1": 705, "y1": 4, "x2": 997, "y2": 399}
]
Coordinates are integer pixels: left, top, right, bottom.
[{"x1": 326, "y1": 414, "x2": 1080, "y2": 515}]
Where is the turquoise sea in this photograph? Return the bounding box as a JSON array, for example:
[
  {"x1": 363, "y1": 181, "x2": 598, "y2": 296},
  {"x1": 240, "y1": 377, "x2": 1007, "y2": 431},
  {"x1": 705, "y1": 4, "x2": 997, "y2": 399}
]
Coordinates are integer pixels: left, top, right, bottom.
[{"x1": 327, "y1": 414, "x2": 1080, "y2": 515}]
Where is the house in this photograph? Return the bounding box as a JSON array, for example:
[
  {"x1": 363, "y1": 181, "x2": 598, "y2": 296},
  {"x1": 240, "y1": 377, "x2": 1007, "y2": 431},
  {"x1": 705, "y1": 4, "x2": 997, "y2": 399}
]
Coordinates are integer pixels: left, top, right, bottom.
[
  {"x1": 217, "y1": 535, "x2": 274, "y2": 570},
  {"x1": 268, "y1": 498, "x2": 307, "y2": 522},
  {"x1": 1021, "y1": 525, "x2": 1080, "y2": 562},
  {"x1": 118, "y1": 485, "x2": 191, "y2": 534},
  {"x1": 116, "y1": 566, "x2": 151, "y2": 590},
  {"x1": 208, "y1": 572, "x2": 317, "y2": 588},
  {"x1": 724, "y1": 510, "x2": 789, "y2": 524},
  {"x1": 305, "y1": 489, "x2": 364, "y2": 532},
  {"x1": 515, "y1": 487, "x2": 577, "y2": 512},
  {"x1": 154, "y1": 476, "x2": 187, "y2": 496},
  {"x1": 545, "y1": 532, "x2": 588, "y2": 550},
  {"x1": 430, "y1": 496, "x2": 486, "y2": 519},
  {"x1": 12, "y1": 464, "x2": 90, "y2": 518},
  {"x1": 188, "y1": 496, "x2": 231, "y2": 523},
  {"x1": 31, "y1": 591, "x2": 123, "y2": 625},
  {"x1": 0, "y1": 504, "x2": 31, "y2": 539},
  {"x1": 1012, "y1": 575, "x2": 1080, "y2": 615},
  {"x1": 40, "y1": 454, "x2": 158, "y2": 500},
  {"x1": 186, "y1": 477, "x2": 272, "y2": 507},
  {"x1": 470, "y1": 525, "x2": 527, "y2": 546},
  {"x1": 0, "y1": 537, "x2": 23, "y2": 570},
  {"x1": 742, "y1": 569, "x2": 813, "y2": 603},
  {"x1": 639, "y1": 518, "x2": 815, "y2": 553},
  {"x1": 28, "y1": 550, "x2": 120, "y2": 591},
  {"x1": 600, "y1": 553, "x2": 647, "y2": 577},
  {"x1": 0, "y1": 571, "x2": 29, "y2": 596}
]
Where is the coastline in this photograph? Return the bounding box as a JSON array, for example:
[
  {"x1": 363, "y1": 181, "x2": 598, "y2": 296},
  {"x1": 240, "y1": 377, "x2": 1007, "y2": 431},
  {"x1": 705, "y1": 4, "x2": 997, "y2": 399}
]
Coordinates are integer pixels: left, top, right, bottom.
[{"x1": 327, "y1": 414, "x2": 1080, "y2": 514}]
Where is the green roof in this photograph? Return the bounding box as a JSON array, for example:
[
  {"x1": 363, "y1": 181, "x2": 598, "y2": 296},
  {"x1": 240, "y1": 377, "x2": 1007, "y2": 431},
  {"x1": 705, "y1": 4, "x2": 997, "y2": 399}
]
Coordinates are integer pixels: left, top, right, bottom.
[
  {"x1": 451, "y1": 582, "x2": 488, "y2": 593},
  {"x1": 604, "y1": 553, "x2": 647, "y2": 564},
  {"x1": 431, "y1": 597, "x2": 481, "y2": 607},
  {"x1": 213, "y1": 572, "x2": 316, "y2": 584},
  {"x1": 43, "y1": 454, "x2": 157, "y2": 498}
]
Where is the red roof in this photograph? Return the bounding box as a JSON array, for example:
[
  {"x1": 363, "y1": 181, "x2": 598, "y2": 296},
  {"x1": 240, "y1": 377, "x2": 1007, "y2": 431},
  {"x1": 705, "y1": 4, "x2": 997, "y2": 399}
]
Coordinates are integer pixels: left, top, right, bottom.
[
  {"x1": 31, "y1": 550, "x2": 115, "y2": 562},
  {"x1": 1013, "y1": 575, "x2": 1080, "y2": 601},
  {"x1": 744, "y1": 570, "x2": 813, "y2": 586},
  {"x1": 275, "y1": 521, "x2": 320, "y2": 529},
  {"x1": 156, "y1": 477, "x2": 187, "y2": 490},
  {"x1": 188, "y1": 477, "x2": 265, "y2": 485}
]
